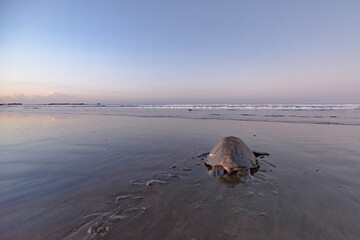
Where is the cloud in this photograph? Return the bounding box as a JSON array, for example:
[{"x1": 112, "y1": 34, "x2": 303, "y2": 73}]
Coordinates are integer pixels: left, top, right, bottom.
[{"x1": 0, "y1": 91, "x2": 83, "y2": 104}]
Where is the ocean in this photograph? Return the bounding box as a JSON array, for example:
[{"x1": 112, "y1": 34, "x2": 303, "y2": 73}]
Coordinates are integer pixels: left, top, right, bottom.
[{"x1": 2, "y1": 103, "x2": 360, "y2": 125}]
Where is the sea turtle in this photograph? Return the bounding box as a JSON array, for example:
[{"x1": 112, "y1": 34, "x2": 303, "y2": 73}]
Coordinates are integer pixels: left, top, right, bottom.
[{"x1": 204, "y1": 136, "x2": 260, "y2": 177}]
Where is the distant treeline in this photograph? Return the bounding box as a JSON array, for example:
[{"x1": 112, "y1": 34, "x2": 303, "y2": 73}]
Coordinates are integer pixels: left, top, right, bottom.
[
  {"x1": 47, "y1": 103, "x2": 85, "y2": 105},
  {"x1": 0, "y1": 103, "x2": 23, "y2": 106},
  {"x1": 0, "y1": 103, "x2": 108, "y2": 107},
  {"x1": 0, "y1": 103, "x2": 87, "y2": 106}
]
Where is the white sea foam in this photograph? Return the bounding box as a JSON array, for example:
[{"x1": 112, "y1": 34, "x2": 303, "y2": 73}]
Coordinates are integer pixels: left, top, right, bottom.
[{"x1": 131, "y1": 103, "x2": 360, "y2": 110}]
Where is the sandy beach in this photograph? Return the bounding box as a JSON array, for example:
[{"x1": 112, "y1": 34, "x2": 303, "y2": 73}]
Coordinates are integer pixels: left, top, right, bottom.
[{"x1": 1, "y1": 110, "x2": 360, "y2": 240}]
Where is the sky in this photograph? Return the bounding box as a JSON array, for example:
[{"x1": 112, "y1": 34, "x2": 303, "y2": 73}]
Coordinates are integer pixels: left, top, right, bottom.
[{"x1": 1, "y1": 0, "x2": 360, "y2": 104}]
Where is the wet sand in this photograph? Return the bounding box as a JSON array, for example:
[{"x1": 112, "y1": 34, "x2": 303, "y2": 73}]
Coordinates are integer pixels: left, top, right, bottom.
[{"x1": 1, "y1": 112, "x2": 360, "y2": 239}]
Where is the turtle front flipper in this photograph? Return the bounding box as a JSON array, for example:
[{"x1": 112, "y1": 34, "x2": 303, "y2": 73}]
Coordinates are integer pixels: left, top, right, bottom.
[{"x1": 252, "y1": 151, "x2": 269, "y2": 157}]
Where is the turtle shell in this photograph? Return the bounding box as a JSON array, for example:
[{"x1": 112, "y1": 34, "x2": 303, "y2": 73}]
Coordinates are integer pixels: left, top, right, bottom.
[{"x1": 205, "y1": 136, "x2": 259, "y2": 173}]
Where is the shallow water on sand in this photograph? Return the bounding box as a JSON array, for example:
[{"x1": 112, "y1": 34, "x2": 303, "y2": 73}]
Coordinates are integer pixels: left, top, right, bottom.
[{"x1": 1, "y1": 112, "x2": 360, "y2": 239}]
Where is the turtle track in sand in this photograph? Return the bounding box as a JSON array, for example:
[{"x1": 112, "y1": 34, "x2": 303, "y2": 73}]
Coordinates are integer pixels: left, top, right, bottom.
[{"x1": 63, "y1": 147, "x2": 274, "y2": 239}]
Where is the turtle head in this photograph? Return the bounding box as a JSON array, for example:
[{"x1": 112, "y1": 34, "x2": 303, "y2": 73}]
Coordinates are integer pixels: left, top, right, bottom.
[
  {"x1": 208, "y1": 165, "x2": 226, "y2": 177},
  {"x1": 220, "y1": 170, "x2": 253, "y2": 186}
]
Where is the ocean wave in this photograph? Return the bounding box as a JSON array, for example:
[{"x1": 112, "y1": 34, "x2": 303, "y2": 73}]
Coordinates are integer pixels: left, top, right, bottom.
[
  {"x1": 2, "y1": 103, "x2": 360, "y2": 111},
  {"x1": 126, "y1": 104, "x2": 360, "y2": 111}
]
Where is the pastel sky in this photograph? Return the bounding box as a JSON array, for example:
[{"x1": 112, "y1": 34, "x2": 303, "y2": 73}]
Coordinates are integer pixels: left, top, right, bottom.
[{"x1": 1, "y1": 0, "x2": 360, "y2": 104}]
